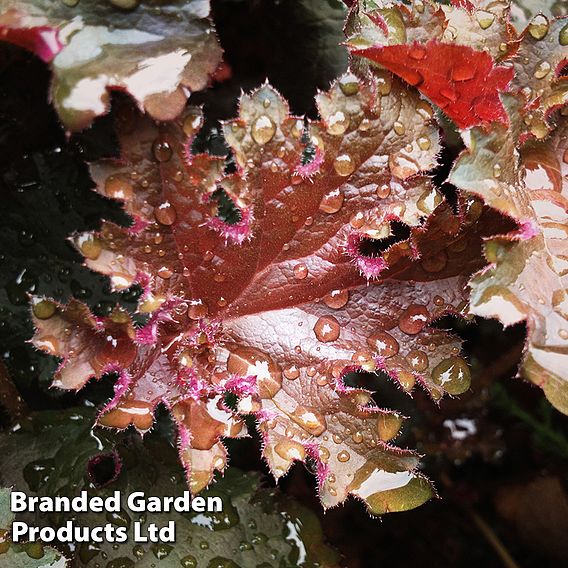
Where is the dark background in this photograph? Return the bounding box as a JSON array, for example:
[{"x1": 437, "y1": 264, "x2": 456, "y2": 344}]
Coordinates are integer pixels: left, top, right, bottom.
[{"x1": 1, "y1": 1, "x2": 567, "y2": 566}]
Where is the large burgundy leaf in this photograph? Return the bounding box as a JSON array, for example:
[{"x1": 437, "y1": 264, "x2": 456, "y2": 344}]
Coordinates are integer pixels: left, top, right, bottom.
[
  {"x1": 0, "y1": 0, "x2": 222, "y2": 130},
  {"x1": 32, "y1": 71, "x2": 499, "y2": 514}
]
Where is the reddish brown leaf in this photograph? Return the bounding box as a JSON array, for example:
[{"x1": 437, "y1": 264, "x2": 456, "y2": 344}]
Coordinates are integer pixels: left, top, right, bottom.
[{"x1": 32, "y1": 70, "x2": 500, "y2": 513}]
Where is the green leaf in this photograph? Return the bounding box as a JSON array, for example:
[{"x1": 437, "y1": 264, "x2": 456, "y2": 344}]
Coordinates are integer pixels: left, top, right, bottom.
[{"x1": 0, "y1": 410, "x2": 339, "y2": 567}]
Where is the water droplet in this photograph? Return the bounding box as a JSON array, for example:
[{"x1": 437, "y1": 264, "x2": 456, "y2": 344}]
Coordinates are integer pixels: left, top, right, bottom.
[
  {"x1": 283, "y1": 365, "x2": 300, "y2": 380},
  {"x1": 319, "y1": 189, "x2": 344, "y2": 214},
  {"x1": 187, "y1": 300, "x2": 208, "y2": 320},
  {"x1": 293, "y1": 263, "x2": 308, "y2": 280},
  {"x1": 337, "y1": 450, "x2": 350, "y2": 462},
  {"x1": 528, "y1": 15, "x2": 549, "y2": 40},
  {"x1": 389, "y1": 153, "x2": 420, "y2": 180},
  {"x1": 560, "y1": 23, "x2": 568, "y2": 46},
  {"x1": 350, "y1": 212, "x2": 365, "y2": 229},
  {"x1": 351, "y1": 349, "x2": 376, "y2": 371},
  {"x1": 417, "y1": 136, "x2": 431, "y2": 151},
  {"x1": 181, "y1": 555, "x2": 197, "y2": 568},
  {"x1": 358, "y1": 118, "x2": 372, "y2": 132},
  {"x1": 475, "y1": 10, "x2": 495, "y2": 29},
  {"x1": 408, "y1": 349, "x2": 429, "y2": 372},
  {"x1": 367, "y1": 331, "x2": 399, "y2": 358},
  {"x1": 152, "y1": 139, "x2": 173, "y2": 162},
  {"x1": 431, "y1": 356, "x2": 471, "y2": 395},
  {"x1": 534, "y1": 60, "x2": 551, "y2": 79},
  {"x1": 398, "y1": 304, "x2": 429, "y2": 335},
  {"x1": 109, "y1": 0, "x2": 139, "y2": 9},
  {"x1": 377, "y1": 74, "x2": 392, "y2": 95},
  {"x1": 151, "y1": 543, "x2": 173, "y2": 560},
  {"x1": 323, "y1": 289, "x2": 349, "y2": 309},
  {"x1": 291, "y1": 405, "x2": 326, "y2": 435},
  {"x1": 451, "y1": 64, "x2": 475, "y2": 82},
  {"x1": 74, "y1": 233, "x2": 102, "y2": 260},
  {"x1": 105, "y1": 176, "x2": 133, "y2": 200},
  {"x1": 393, "y1": 121, "x2": 405, "y2": 135},
  {"x1": 313, "y1": 315, "x2": 341, "y2": 342},
  {"x1": 251, "y1": 115, "x2": 276, "y2": 145},
  {"x1": 333, "y1": 154, "x2": 355, "y2": 176},
  {"x1": 417, "y1": 188, "x2": 442, "y2": 214},
  {"x1": 227, "y1": 347, "x2": 282, "y2": 398},
  {"x1": 183, "y1": 111, "x2": 204, "y2": 137},
  {"x1": 376, "y1": 183, "x2": 391, "y2": 198},
  {"x1": 154, "y1": 201, "x2": 177, "y2": 225},
  {"x1": 327, "y1": 110, "x2": 350, "y2": 135},
  {"x1": 275, "y1": 439, "x2": 305, "y2": 461},
  {"x1": 178, "y1": 349, "x2": 193, "y2": 368},
  {"x1": 416, "y1": 102, "x2": 434, "y2": 122},
  {"x1": 409, "y1": 45, "x2": 426, "y2": 60},
  {"x1": 339, "y1": 73, "x2": 360, "y2": 96}
]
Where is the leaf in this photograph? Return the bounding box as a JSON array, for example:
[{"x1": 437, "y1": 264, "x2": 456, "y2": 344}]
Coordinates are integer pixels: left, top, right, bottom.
[
  {"x1": 509, "y1": 15, "x2": 568, "y2": 139},
  {"x1": 0, "y1": 0, "x2": 222, "y2": 130},
  {"x1": 450, "y1": 97, "x2": 568, "y2": 414},
  {"x1": 0, "y1": 488, "x2": 67, "y2": 567},
  {"x1": 509, "y1": 0, "x2": 567, "y2": 27},
  {"x1": 30, "y1": 68, "x2": 500, "y2": 515},
  {"x1": 0, "y1": 409, "x2": 340, "y2": 568}
]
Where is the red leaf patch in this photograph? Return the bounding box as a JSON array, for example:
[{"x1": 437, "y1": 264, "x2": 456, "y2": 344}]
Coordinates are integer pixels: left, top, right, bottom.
[{"x1": 354, "y1": 39, "x2": 514, "y2": 129}]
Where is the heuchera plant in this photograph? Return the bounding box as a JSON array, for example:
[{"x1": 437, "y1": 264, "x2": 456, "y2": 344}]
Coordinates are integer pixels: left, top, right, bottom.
[{"x1": 1, "y1": 0, "x2": 567, "y2": 515}]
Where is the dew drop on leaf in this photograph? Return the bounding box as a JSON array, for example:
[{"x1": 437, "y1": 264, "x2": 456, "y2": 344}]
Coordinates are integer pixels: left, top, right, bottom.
[
  {"x1": 290, "y1": 405, "x2": 326, "y2": 435},
  {"x1": 337, "y1": 450, "x2": 350, "y2": 462},
  {"x1": 393, "y1": 121, "x2": 405, "y2": 135},
  {"x1": 251, "y1": 115, "x2": 276, "y2": 145},
  {"x1": 293, "y1": 263, "x2": 308, "y2": 280},
  {"x1": 367, "y1": 331, "x2": 399, "y2": 358},
  {"x1": 338, "y1": 72, "x2": 359, "y2": 96},
  {"x1": 534, "y1": 61, "x2": 551, "y2": 79},
  {"x1": 398, "y1": 304, "x2": 429, "y2": 335},
  {"x1": 333, "y1": 154, "x2": 355, "y2": 176},
  {"x1": 152, "y1": 139, "x2": 173, "y2": 162},
  {"x1": 105, "y1": 176, "x2": 134, "y2": 200},
  {"x1": 187, "y1": 300, "x2": 208, "y2": 320},
  {"x1": 417, "y1": 136, "x2": 431, "y2": 151},
  {"x1": 283, "y1": 365, "x2": 300, "y2": 380},
  {"x1": 327, "y1": 110, "x2": 349, "y2": 135},
  {"x1": 409, "y1": 45, "x2": 426, "y2": 60},
  {"x1": 154, "y1": 201, "x2": 177, "y2": 225},
  {"x1": 313, "y1": 315, "x2": 341, "y2": 342},
  {"x1": 451, "y1": 65, "x2": 475, "y2": 82},
  {"x1": 183, "y1": 111, "x2": 204, "y2": 137},
  {"x1": 431, "y1": 357, "x2": 471, "y2": 395},
  {"x1": 109, "y1": 0, "x2": 140, "y2": 9},
  {"x1": 275, "y1": 439, "x2": 305, "y2": 461},
  {"x1": 475, "y1": 10, "x2": 495, "y2": 30},
  {"x1": 560, "y1": 23, "x2": 568, "y2": 46},
  {"x1": 407, "y1": 349, "x2": 429, "y2": 372},
  {"x1": 528, "y1": 15, "x2": 550, "y2": 40},
  {"x1": 180, "y1": 555, "x2": 197, "y2": 568},
  {"x1": 32, "y1": 299, "x2": 56, "y2": 320},
  {"x1": 323, "y1": 289, "x2": 349, "y2": 309},
  {"x1": 319, "y1": 189, "x2": 344, "y2": 214}
]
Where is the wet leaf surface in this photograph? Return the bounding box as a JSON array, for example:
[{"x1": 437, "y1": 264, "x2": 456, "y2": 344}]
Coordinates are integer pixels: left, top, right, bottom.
[
  {"x1": 0, "y1": 0, "x2": 222, "y2": 130},
  {"x1": 0, "y1": 410, "x2": 339, "y2": 567}
]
